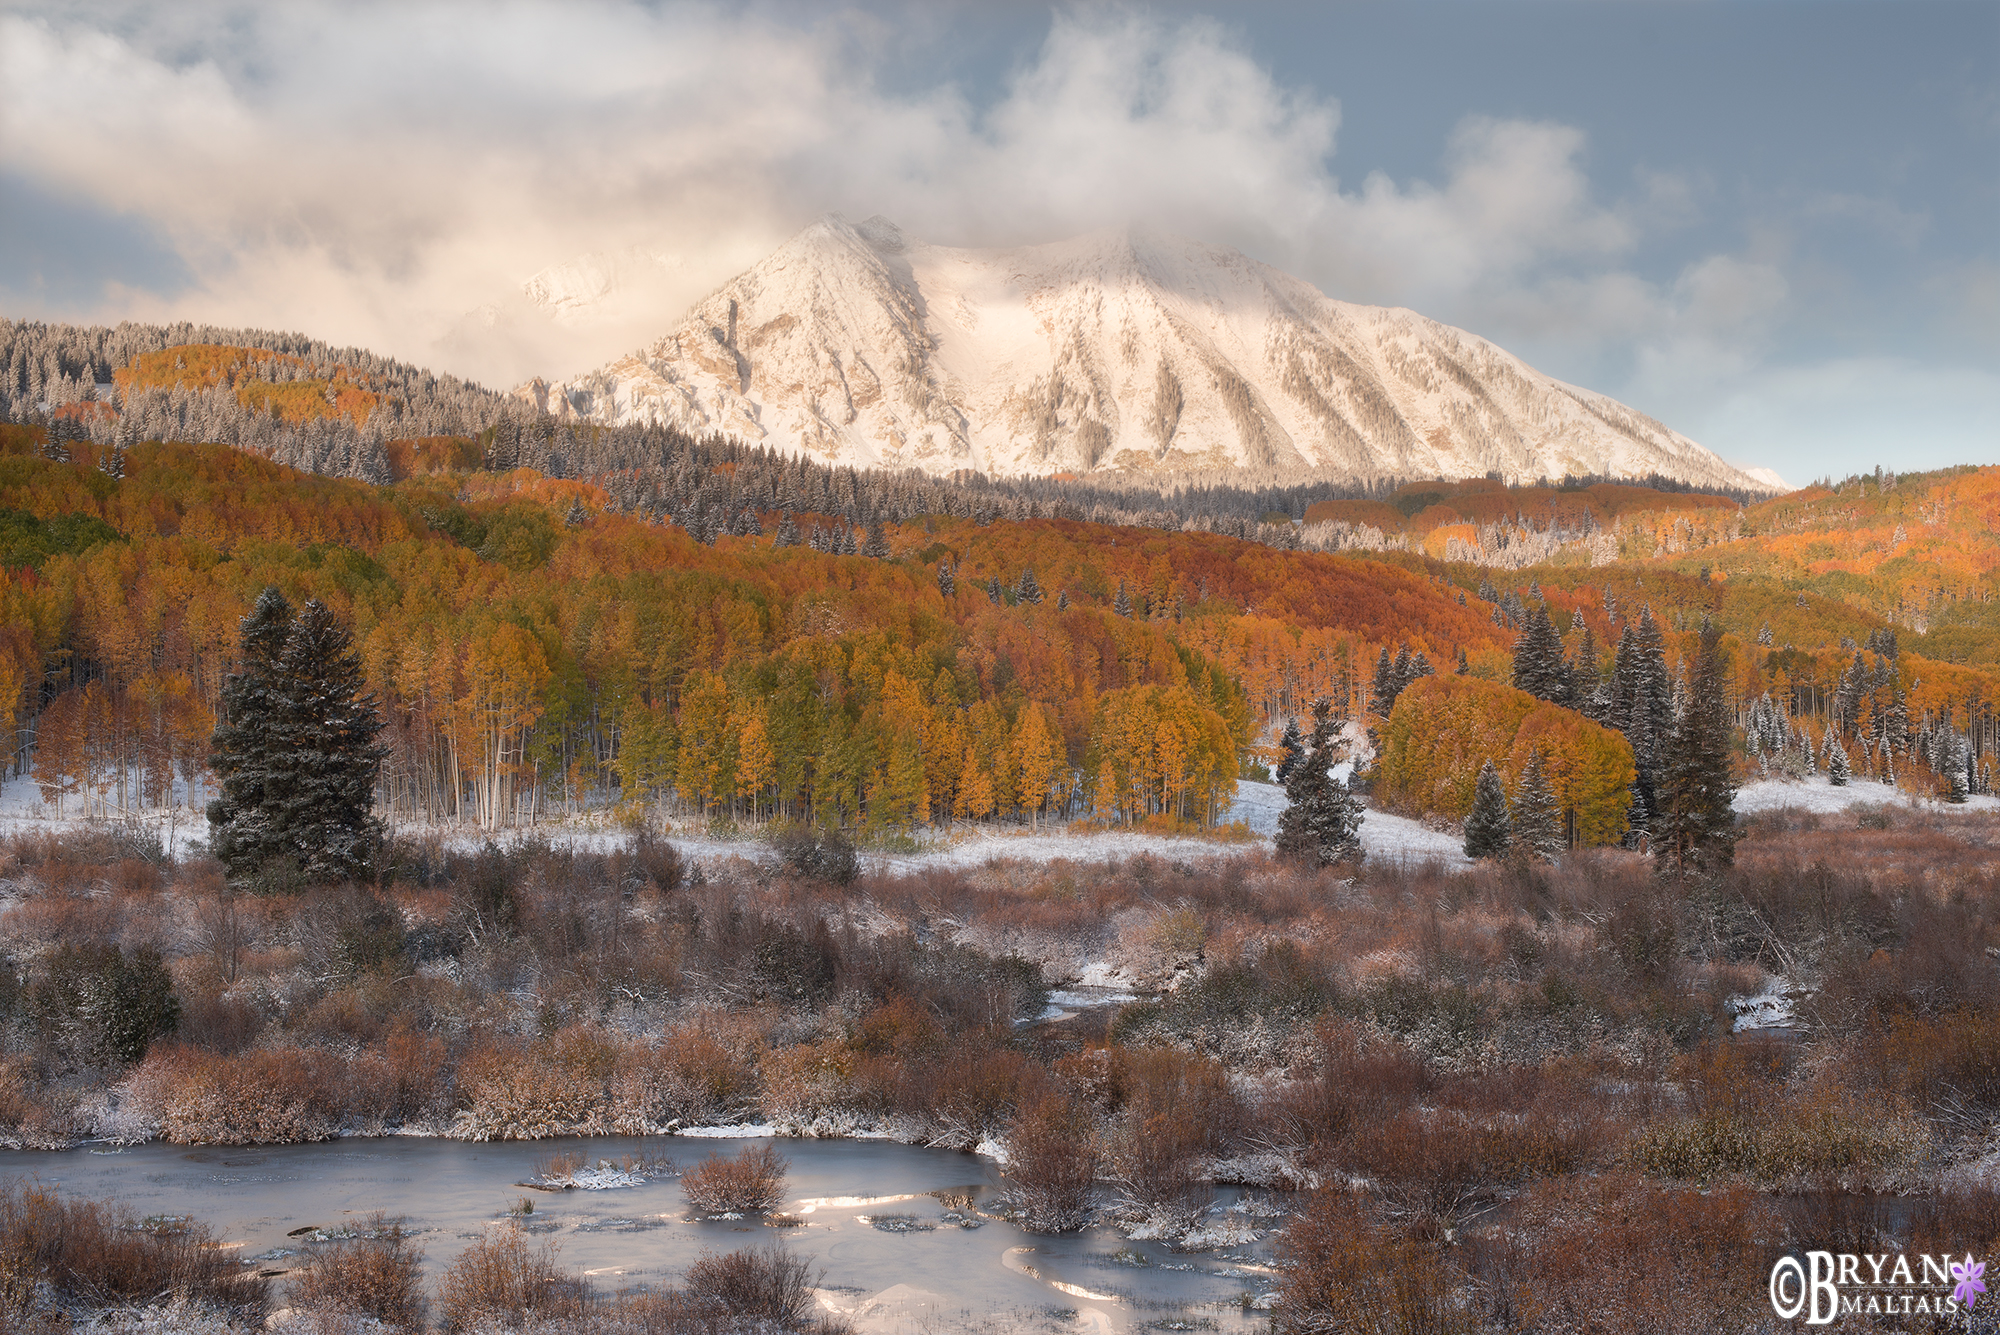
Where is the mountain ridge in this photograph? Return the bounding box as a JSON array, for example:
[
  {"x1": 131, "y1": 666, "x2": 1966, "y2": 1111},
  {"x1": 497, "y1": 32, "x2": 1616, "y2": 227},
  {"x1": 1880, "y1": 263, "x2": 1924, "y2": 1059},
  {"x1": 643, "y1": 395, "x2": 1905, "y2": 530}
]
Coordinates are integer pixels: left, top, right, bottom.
[{"x1": 515, "y1": 213, "x2": 1765, "y2": 491}]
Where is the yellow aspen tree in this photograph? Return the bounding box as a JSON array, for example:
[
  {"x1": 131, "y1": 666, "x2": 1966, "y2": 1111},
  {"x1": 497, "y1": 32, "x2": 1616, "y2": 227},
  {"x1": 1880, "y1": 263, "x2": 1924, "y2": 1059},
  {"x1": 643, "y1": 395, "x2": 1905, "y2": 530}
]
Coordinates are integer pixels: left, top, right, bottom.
[
  {"x1": 33, "y1": 688, "x2": 87, "y2": 817},
  {"x1": 454, "y1": 624, "x2": 552, "y2": 830},
  {"x1": 736, "y1": 708, "x2": 774, "y2": 823},
  {"x1": 675, "y1": 671, "x2": 736, "y2": 817},
  {"x1": 876, "y1": 726, "x2": 928, "y2": 828},
  {"x1": 1015, "y1": 704, "x2": 1061, "y2": 829},
  {"x1": 956, "y1": 742, "x2": 996, "y2": 822}
]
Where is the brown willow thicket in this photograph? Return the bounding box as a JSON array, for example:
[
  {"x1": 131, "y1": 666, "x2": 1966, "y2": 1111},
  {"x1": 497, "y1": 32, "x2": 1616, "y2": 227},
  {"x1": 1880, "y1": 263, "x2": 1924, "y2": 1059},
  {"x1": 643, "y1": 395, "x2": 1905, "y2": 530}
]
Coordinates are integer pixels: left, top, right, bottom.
[{"x1": 0, "y1": 806, "x2": 1996, "y2": 1330}]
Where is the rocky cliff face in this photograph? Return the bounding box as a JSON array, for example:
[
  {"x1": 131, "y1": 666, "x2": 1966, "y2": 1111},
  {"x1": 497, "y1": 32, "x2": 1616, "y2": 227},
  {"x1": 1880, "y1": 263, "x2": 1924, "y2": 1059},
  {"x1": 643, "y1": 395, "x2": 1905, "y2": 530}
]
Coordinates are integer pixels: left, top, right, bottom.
[{"x1": 517, "y1": 215, "x2": 1763, "y2": 490}]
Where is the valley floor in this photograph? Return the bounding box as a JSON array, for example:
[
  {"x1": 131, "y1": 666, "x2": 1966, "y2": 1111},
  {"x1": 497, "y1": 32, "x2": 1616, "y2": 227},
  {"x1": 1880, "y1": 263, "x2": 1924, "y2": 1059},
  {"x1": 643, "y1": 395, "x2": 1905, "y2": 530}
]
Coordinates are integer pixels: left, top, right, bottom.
[{"x1": 1, "y1": 772, "x2": 1987, "y2": 878}]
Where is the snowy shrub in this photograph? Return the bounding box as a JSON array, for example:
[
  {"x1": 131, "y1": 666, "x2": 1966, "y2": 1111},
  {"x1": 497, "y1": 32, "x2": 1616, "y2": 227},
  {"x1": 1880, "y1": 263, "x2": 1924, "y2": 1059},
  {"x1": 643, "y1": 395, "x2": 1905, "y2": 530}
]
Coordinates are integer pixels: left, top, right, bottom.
[
  {"x1": 0, "y1": 1179, "x2": 268, "y2": 1326},
  {"x1": 680, "y1": 1143, "x2": 789, "y2": 1214},
  {"x1": 453, "y1": 1046, "x2": 607, "y2": 1141},
  {"x1": 288, "y1": 1213, "x2": 426, "y2": 1332},
  {"x1": 1628, "y1": 1086, "x2": 1930, "y2": 1188},
  {"x1": 683, "y1": 1245, "x2": 819, "y2": 1323},
  {"x1": 918, "y1": 1046, "x2": 1032, "y2": 1149},
  {"x1": 1001, "y1": 1091, "x2": 1100, "y2": 1232},
  {"x1": 128, "y1": 1044, "x2": 344, "y2": 1144},
  {"x1": 1496, "y1": 1173, "x2": 1780, "y2": 1335},
  {"x1": 0, "y1": 1059, "x2": 80, "y2": 1150},
  {"x1": 609, "y1": 1028, "x2": 754, "y2": 1133},
  {"x1": 437, "y1": 1226, "x2": 589, "y2": 1333},
  {"x1": 1272, "y1": 1190, "x2": 1468, "y2": 1335},
  {"x1": 758, "y1": 1036, "x2": 854, "y2": 1125}
]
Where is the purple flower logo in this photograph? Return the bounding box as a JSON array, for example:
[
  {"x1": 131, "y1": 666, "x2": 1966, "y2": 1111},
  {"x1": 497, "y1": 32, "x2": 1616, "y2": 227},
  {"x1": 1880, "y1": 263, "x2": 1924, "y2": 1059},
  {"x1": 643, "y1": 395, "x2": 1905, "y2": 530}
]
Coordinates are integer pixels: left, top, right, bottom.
[{"x1": 1953, "y1": 1256, "x2": 1987, "y2": 1308}]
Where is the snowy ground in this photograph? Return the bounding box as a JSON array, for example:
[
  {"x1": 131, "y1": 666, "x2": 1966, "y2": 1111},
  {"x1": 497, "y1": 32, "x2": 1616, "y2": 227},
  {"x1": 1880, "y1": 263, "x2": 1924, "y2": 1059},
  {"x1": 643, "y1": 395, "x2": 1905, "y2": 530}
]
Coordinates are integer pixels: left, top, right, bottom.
[
  {"x1": 0, "y1": 769, "x2": 1986, "y2": 885},
  {"x1": 1734, "y1": 773, "x2": 1999, "y2": 815}
]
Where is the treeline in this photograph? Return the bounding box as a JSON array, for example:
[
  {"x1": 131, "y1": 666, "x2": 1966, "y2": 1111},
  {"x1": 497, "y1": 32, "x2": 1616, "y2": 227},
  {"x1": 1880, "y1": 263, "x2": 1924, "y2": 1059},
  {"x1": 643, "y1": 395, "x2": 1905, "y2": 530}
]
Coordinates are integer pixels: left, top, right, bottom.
[{"x1": 4, "y1": 434, "x2": 1528, "y2": 832}]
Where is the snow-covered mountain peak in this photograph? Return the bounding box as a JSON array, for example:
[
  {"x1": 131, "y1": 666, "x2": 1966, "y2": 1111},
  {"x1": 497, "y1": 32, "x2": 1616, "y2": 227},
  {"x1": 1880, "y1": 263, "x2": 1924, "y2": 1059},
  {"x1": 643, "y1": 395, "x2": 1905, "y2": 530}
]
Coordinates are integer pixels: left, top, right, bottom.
[{"x1": 515, "y1": 214, "x2": 1771, "y2": 491}]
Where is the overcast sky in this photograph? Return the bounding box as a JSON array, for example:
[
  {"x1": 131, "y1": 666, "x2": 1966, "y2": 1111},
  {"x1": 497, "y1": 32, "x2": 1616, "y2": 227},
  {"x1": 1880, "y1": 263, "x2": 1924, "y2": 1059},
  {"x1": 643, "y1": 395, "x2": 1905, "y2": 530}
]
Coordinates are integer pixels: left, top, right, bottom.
[{"x1": 2, "y1": 0, "x2": 1993, "y2": 486}]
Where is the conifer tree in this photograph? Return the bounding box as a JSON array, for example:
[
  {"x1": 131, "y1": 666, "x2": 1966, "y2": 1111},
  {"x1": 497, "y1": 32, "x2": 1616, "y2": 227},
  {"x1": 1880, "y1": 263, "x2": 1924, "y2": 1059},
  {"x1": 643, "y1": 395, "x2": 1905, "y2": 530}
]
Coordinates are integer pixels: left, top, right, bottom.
[
  {"x1": 987, "y1": 576, "x2": 1002, "y2": 605},
  {"x1": 863, "y1": 519, "x2": 889, "y2": 558},
  {"x1": 1569, "y1": 624, "x2": 1603, "y2": 717},
  {"x1": 1275, "y1": 718, "x2": 1304, "y2": 783},
  {"x1": 1017, "y1": 566, "x2": 1044, "y2": 604},
  {"x1": 774, "y1": 511, "x2": 801, "y2": 548},
  {"x1": 1511, "y1": 604, "x2": 1570, "y2": 704},
  {"x1": 1454, "y1": 647, "x2": 1469, "y2": 676},
  {"x1": 208, "y1": 591, "x2": 386, "y2": 888},
  {"x1": 1114, "y1": 580, "x2": 1132, "y2": 617},
  {"x1": 1510, "y1": 751, "x2": 1563, "y2": 862},
  {"x1": 1945, "y1": 734, "x2": 1970, "y2": 804},
  {"x1": 207, "y1": 589, "x2": 296, "y2": 881},
  {"x1": 1275, "y1": 699, "x2": 1363, "y2": 868},
  {"x1": 1654, "y1": 619, "x2": 1737, "y2": 877},
  {"x1": 277, "y1": 600, "x2": 389, "y2": 881},
  {"x1": 936, "y1": 558, "x2": 954, "y2": 597},
  {"x1": 1369, "y1": 647, "x2": 1395, "y2": 716},
  {"x1": 1463, "y1": 760, "x2": 1512, "y2": 860}
]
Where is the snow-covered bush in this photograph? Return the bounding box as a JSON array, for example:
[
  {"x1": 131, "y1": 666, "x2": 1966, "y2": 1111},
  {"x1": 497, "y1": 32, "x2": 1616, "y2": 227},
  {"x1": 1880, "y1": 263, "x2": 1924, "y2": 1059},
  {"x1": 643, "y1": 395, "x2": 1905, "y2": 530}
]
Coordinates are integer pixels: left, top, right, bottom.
[
  {"x1": 451, "y1": 1040, "x2": 609, "y2": 1142},
  {"x1": 1001, "y1": 1091, "x2": 1099, "y2": 1232},
  {"x1": 126, "y1": 1044, "x2": 343, "y2": 1144},
  {"x1": 436, "y1": 1226, "x2": 588, "y2": 1333},
  {"x1": 680, "y1": 1143, "x2": 789, "y2": 1214}
]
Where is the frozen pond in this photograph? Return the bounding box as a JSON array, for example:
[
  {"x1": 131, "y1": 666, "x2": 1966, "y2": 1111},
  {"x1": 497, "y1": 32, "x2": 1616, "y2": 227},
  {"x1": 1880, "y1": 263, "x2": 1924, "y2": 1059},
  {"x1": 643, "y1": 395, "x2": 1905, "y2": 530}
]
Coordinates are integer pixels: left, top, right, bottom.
[{"x1": 0, "y1": 1134, "x2": 1282, "y2": 1332}]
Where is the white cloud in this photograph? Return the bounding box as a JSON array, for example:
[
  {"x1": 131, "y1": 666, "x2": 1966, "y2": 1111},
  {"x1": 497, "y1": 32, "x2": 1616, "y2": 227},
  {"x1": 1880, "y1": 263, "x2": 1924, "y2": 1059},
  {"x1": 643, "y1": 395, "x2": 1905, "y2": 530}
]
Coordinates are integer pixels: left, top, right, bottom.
[{"x1": 0, "y1": 0, "x2": 1821, "y2": 472}]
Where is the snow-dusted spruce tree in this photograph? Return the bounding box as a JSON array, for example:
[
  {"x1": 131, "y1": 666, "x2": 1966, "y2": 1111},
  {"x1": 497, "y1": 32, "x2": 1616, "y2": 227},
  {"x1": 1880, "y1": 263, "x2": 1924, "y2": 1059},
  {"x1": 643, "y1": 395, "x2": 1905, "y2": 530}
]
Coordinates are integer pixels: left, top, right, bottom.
[
  {"x1": 1510, "y1": 752, "x2": 1564, "y2": 863},
  {"x1": 1946, "y1": 734, "x2": 1971, "y2": 804},
  {"x1": 1275, "y1": 717, "x2": 1304, "y2": 784},
  {"x1": 1463, "y1": 760, "x2": 1513, "y2": 860},
  {"x1": 1275, "y1": 699, "x2": 1364, "y2": 868},
  {"x1": 935, "y1": 557, "x2": 954, "y2": 597},
  {"x1": 1511, "y1": 603, "x2": 1571, "y2": 705},
  {"x1": 1826, "y1": 730, "x2": 1851, "y2": 786},
  {"x1": 206, "y1": 588, "x2": 296, "y2": 882},
  {"x1": 208, "y1": 590, "x2": 386, "y2": 889},
  {"x1": 1654, "y1": 619, "x2": 1738, "y2": 877}
]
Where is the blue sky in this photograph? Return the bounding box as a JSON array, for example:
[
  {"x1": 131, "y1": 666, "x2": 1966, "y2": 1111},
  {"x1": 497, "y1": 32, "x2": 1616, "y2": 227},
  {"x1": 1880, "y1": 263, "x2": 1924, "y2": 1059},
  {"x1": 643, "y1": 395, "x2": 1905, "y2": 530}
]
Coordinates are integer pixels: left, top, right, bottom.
[{"x1": 2, "y1": 1, "x2": 1993, "y2": 485}]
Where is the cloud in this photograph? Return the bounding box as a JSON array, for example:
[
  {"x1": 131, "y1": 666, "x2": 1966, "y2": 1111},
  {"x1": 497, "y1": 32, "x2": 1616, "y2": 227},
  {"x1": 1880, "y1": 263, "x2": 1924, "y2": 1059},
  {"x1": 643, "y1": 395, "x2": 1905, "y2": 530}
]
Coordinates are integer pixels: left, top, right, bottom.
[{"x1": 0, "y1": 0, "x2": 1799, "y2": 426}]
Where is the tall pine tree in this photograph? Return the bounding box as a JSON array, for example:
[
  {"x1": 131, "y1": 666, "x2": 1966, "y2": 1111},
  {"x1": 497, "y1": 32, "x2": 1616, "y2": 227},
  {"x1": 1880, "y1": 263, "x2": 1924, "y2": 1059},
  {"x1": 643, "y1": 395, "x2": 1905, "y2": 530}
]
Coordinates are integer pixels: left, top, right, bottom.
[
  {"x1": 206, "y1": 589, "x2": 296, "y2": 882},
  {"x1": 1510, "y1": 751, "x2": 1564, "y2": 862},
  {"x1": 1275, "y1": 717, "x2": 1305, "y2": 783},
  {"x1": 208, "y1": 591, "x2": 386, "y2": 888},
  {"x1": 1654, "y1": 619, "x2": 1737, "y2": 877},
  {"x1": 1511, "y1": 604, "x2": 1570, "y2": 704},
  {"x1": 1275, "y1": 699, "x2": 1364, "y2": 868},
  {"x1": 1462, "y1": 760, "x2": 1512, "y2": 860},
  {"x1": 1825, "y1": 729, "x2": 1851, "y2": 786}
]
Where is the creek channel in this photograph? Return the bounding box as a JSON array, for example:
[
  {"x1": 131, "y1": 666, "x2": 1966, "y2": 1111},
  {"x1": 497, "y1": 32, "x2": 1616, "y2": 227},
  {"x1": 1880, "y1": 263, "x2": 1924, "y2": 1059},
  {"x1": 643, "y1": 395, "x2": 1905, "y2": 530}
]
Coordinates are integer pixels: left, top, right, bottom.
[{"x1": 1, "y1": 1133, "x2": 1283, "y2": 1333}]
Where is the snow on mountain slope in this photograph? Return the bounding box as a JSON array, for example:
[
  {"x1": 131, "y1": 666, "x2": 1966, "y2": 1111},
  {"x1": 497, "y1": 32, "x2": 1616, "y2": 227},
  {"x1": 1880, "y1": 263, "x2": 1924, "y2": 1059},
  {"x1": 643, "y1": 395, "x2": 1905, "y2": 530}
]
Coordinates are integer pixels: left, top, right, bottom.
[{"x1": 516, "y1": 215, "x2": 1766, "y2": 489}]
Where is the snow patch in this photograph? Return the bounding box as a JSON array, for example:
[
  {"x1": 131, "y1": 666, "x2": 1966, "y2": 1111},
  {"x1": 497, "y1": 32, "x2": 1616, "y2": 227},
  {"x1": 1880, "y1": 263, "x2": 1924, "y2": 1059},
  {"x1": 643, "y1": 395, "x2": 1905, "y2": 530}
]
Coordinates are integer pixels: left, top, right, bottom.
[
  {"x1": 1728, "y1": 977, "x2": 1804, "y2": 1033},
  {"x1": 673, "y1": 1122, "x2": 780, "y2": 1139},
  {"x1": 1734, "y1": 774, "x2": 1999, "y2": 815}
]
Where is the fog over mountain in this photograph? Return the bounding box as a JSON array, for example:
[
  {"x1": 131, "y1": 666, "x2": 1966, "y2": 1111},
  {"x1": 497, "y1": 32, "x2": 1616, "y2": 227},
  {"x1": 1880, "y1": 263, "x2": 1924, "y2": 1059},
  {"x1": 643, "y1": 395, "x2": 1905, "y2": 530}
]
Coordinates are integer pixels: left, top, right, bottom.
[{"x1": 515, "y1": 216, "x2": 1771, "y2": 490}]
